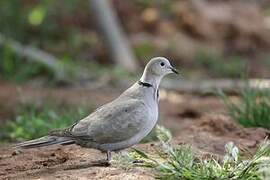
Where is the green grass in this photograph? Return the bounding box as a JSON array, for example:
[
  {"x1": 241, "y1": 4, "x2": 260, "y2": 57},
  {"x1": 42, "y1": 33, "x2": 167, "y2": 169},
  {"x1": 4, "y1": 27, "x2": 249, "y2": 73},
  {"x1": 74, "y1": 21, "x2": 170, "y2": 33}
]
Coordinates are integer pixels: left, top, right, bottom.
[
  {"x1": 218, "y1": 88, "x2": 270, "y2": 129},
  {"x1": 0, "y1": 104, "x2": 89, "y2": 141},
  {"x1": 116, "y1": 126, "x2": 270, "y2": 179}
]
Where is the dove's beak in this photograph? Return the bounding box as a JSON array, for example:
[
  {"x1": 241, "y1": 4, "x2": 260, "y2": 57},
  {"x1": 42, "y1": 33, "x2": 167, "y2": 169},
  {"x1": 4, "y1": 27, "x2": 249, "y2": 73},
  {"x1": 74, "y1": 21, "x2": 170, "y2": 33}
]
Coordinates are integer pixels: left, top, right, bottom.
[{"x1": 170, "y1": 66, "x2": 179, "y2": 74}]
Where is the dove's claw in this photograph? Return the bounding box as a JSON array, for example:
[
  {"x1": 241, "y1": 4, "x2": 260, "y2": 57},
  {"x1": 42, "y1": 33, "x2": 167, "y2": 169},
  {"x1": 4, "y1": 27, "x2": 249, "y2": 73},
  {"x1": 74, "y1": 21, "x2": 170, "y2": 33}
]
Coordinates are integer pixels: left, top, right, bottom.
[{"x1": 132, "y1": 159, "x2": 145, "y2": 164}]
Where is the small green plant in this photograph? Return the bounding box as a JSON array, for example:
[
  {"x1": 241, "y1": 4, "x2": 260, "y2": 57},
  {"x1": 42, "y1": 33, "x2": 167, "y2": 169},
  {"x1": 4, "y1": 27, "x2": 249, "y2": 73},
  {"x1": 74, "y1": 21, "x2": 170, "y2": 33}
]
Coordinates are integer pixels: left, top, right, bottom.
[
  {"x1": 117, "y1": 127, "x2": 270, "y2": 179},
  {"x1": 218, "y1": 88, "x2": 270, "y2": 129},
  {"x1": 141, "y1": 125, "x2": 172, "y2": 143},
  {"x1": 0, "y1": 104, "x2": 88, "y2": 141}
]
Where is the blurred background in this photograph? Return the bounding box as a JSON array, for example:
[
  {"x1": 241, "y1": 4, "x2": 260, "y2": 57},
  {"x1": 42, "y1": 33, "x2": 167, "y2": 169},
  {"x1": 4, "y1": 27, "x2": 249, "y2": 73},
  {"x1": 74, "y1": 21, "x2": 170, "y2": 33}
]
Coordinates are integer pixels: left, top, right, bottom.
[
  {"x1": 1, "y1": 1, "x2": 270, "y2": 178},
  {"x1": 0, "y1": 0, "x2": 269, "y2": 143}
]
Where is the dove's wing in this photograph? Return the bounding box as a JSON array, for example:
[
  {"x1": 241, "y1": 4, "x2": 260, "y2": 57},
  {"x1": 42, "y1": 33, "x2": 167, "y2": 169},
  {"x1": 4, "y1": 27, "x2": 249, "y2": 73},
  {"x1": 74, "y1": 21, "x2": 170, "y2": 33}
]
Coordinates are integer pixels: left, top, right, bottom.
[{"x1": 70, "y1": 98, "x2": 149, "y2": 144}]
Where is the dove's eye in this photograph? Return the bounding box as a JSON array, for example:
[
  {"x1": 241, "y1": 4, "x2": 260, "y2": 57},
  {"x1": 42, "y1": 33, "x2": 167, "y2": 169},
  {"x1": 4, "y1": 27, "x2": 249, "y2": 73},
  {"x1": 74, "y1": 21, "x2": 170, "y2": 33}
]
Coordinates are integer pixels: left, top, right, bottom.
[{"x1": 160, "y1": 62, "x2": 165, "y2": 66}]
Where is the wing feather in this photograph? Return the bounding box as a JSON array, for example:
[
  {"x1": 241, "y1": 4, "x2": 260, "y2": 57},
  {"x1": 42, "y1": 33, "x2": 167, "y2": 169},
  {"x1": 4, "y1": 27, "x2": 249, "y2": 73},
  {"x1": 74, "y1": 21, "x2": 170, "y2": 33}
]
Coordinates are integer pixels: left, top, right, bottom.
[{"x1": 71, "y1": 98, "x2": 148, "y2": 144}]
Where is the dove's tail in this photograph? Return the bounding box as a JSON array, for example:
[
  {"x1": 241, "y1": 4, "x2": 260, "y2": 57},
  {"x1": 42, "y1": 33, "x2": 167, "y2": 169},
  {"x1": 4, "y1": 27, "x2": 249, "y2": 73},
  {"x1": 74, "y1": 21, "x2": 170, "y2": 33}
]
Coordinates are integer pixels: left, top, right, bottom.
[{"x1": 14, "y1": 136, "x2": 75, "y2": 149}]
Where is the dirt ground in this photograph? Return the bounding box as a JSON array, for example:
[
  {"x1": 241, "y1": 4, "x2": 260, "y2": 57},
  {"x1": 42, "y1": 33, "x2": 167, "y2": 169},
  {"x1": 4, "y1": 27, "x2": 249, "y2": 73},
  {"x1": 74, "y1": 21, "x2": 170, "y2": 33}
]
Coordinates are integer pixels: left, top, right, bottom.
[{"x1": 0, "y1": 82, "x2": 269, "y2": 180}]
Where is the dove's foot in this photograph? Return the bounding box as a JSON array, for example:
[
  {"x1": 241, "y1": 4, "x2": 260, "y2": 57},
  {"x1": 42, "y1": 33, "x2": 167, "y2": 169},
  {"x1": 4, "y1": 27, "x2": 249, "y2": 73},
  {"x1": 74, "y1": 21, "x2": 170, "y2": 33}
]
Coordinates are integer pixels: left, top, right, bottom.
[
  {"x1": 91, "y1": 159, "x2": 111, "y2": 167},
  {"x1": 106, "y1": 150, "x2": 112, "y2": 161},
  {"x1": 132, "y1": 159, "x2": 145, "y2": 164}
]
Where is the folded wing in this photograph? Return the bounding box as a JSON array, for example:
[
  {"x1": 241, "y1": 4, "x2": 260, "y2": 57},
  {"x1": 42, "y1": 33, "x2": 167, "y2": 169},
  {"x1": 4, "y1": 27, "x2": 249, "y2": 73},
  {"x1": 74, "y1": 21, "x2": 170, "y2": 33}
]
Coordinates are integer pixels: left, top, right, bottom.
[{"x1": 70, "y1": 98, "x2": 148, "y2": 144}]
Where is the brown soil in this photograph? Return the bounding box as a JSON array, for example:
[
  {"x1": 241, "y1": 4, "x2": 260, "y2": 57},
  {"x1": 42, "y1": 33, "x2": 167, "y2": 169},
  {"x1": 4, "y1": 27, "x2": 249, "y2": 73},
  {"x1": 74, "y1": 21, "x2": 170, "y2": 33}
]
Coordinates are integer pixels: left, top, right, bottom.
[{"x1": 0, "y1": 82, "x2": 269, "y2": 179}]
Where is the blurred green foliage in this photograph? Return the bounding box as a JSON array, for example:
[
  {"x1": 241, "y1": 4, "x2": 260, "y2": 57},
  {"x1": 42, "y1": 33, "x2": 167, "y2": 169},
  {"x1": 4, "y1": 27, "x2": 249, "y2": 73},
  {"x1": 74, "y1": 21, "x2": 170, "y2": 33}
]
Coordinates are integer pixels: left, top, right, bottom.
[
  {"x1": 195, "y1": 49, "x2": 246, "y2": 78},
  {"x1": 218, "y1": 88, "x2": 270, "y2": 129},
  {"x1": 0, "y1": 0, "x2": 91, "y2": 43},
  {"x1": 0, "y1": 0, "x2": 27, "y2": 41},
  {"x1": 28, "y1": 5, "x2": 46, "y2": 26},
  {"x1": 134, "y1": 41, "x2": 155, "y2": 61},
  {"x1": 0, "y1": 45, "x2": 54, "y2": 82},
  {"x1": 0, "y1": 104, "x2": 89, "y2": 141},
  {"x1": 0, "y1": 0, "x2": 53, "y2": 43},
  {"x1": 0, "y1": 0, "x2": 267, "y2": 82},
  {"x1": 0, "y1": 0, "x2": 94, "y2": 82},
  {"x1": 263, "y1": 56, "x2": 270, "y2": 69}
]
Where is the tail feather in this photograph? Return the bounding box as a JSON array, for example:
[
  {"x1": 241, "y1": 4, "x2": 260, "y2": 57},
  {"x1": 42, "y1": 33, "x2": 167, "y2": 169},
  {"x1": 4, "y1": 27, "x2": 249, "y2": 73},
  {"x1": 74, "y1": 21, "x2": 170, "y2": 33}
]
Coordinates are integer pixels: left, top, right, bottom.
[{"x1": 15, "y1": 136, "x2": 75, "y2": 149}]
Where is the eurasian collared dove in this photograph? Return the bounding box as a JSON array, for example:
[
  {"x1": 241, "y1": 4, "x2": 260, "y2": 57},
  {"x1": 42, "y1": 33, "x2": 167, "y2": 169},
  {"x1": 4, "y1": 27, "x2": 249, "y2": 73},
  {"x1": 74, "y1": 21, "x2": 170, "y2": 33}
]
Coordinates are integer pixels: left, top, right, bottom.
[{"x1": 16, "y1": 57, "x2": 178, "y2": 162}]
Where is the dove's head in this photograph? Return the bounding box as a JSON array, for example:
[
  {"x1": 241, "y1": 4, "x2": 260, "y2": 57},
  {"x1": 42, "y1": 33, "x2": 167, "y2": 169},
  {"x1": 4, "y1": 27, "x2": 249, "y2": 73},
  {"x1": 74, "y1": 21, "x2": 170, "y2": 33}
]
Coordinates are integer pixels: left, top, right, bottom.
[
  {"x1": 144, "y1": 57, "x2": 178, "y2": 77},
  {"x1": 140, "y1": 57, "x2": 178, "y2": 87}
]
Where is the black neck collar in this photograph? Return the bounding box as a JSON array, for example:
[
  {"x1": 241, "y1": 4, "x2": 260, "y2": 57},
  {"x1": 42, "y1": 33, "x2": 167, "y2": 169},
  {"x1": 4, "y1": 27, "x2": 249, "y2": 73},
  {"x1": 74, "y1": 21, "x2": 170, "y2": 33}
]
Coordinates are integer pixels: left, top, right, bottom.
[{"x1": 138, "y1": 80, "x2": 153, "y2": 88}]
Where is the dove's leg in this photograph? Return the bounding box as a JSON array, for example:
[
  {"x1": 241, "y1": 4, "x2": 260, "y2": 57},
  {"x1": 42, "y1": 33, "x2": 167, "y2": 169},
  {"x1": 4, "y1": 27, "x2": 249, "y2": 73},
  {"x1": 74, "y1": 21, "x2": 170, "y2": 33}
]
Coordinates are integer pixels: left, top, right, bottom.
[{"x1": 106, "y1": 150, "x2": 112, "y2": 162}]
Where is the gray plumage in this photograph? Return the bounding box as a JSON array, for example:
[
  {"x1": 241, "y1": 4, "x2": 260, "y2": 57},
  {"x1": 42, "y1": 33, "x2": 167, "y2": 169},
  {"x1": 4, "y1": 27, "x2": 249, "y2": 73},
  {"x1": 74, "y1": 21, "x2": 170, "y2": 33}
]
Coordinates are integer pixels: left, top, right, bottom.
[{"x1": 16, "y1": 57, "x2": 178, "y2": 161}]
